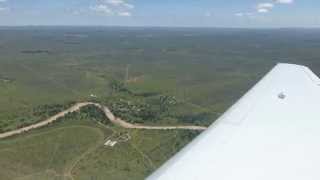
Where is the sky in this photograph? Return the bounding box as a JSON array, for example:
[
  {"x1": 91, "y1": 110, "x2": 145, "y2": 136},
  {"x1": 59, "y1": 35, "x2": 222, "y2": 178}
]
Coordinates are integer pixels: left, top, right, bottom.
[{"x1": 0, "y1": 0, "x2": 319, "y2": 28}]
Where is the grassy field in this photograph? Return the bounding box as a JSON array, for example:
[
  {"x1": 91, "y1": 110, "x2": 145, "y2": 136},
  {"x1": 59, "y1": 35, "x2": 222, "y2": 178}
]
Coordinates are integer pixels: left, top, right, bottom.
[
  {"x1": 0, "y1": 107, "x2": 198, "y2": 180},
  {"x1": 0, "y1": 118, "x2": 110, "y2": 180},
  {"x1": 72, "y1": 129, "x2": 197, "y2": 180},
  {"x1": 1, "y1": 27, "x2": 320, "y2": 179}
]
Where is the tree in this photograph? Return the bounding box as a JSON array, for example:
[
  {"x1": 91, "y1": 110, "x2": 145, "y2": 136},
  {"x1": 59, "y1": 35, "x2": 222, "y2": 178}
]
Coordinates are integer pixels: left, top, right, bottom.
[
  {"x1": 159, "y1": 95, "x2": 177, "y2": 113},
  {"x1": 109, "y1": 79, "x2": 126, "y2": 94}
]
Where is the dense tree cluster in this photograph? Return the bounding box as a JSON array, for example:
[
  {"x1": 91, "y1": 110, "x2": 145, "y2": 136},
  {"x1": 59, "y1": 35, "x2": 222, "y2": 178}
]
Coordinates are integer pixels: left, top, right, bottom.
[
  {"x1": 80, "y1": 105, "x2": 110, "y2": 125},
  {"x1": 109, "y1": 79, "x2": 129, "y2": 94},
  {"x1": 159, "y1": 95, "x2": 177, "y2": 113},
  {"x1": 108, "y1": 98, "x2": 158, "y2": 123},
  {"x1": 105, "y1": 93, "x2": 179, "y2": 124},
  {"x1": 176, "y1": 112, "x2": 213, "y2": 126},
  {"x1": 32, "y1": 104, "x2": 70, "y2": 118}
]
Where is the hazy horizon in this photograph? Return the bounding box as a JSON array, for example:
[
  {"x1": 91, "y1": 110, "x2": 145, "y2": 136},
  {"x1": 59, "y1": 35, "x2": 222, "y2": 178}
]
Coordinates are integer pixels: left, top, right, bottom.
[
  {"x1": 0, "y1": 0, "x2": 319, "y2": 28},
  {"x1": 0, "y1": 25, "x2": 320, "y2": 29}
]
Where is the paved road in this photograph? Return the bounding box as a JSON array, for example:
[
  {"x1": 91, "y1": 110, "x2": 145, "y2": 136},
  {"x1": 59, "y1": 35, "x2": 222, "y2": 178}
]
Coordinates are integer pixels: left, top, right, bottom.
[{"x1": 0, "y1": 102, "x2": 207, "y2": 139}]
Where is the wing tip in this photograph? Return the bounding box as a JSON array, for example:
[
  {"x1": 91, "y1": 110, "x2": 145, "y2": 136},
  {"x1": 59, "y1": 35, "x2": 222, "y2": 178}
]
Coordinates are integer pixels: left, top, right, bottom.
[
  {"x1": 276, "y1": 62, "x2": 308, "y2": 69},
  {"x1": 276, "y1": 62, "x2": 320, "y2": 85}
]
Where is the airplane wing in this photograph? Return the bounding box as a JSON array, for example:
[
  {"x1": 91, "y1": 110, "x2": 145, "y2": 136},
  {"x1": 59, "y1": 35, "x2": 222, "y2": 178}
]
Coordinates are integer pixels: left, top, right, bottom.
[{"x1": 147, "y1": 63, "x2": 320, "y2": 180}]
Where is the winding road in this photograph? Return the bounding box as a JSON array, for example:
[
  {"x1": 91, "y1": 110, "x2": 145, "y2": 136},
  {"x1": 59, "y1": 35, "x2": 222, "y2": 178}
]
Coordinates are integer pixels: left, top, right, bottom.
[{"x1": 0, "y1": 102, "x2": 207, "y2": 139}]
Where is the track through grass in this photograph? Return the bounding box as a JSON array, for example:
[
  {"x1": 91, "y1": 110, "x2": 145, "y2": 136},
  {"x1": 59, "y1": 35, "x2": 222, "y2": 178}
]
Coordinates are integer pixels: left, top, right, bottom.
[{"x1": 0, "y1": 121, "x2": 110, "y2": 180}]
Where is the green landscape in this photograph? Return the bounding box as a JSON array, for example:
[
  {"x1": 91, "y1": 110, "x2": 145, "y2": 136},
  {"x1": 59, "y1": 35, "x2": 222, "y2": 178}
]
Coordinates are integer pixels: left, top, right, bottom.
[{"x1": 1, "y1": 27, "x2": 320, "y2": 179}]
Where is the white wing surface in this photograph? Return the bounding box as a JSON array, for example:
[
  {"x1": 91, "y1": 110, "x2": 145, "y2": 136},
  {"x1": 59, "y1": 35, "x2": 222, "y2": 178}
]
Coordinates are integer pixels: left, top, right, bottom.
[{"x1": 147, "y1": 63, "x2": 320, "y2": 180}]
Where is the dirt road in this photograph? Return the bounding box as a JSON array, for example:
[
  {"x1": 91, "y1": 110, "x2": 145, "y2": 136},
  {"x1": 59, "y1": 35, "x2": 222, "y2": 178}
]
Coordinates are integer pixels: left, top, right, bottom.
[{"x1": 0, "y1": 102, "x2": 207, "y2": 139}]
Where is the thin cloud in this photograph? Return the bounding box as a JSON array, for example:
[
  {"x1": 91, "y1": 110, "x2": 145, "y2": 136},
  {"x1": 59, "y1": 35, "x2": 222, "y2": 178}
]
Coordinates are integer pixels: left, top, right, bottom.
[
  {"x1": 235, "y1": 13, "x2": 244, "y2": 17},
  {"x1": 235, "y1": 12, "x2": 253, "y2": 17},
  {"x1": 237, "y1": 0, "x2": 294, "y2": 16},
  {"x1": 0, "y1": 7, "x2": 9, "y2": 12},
  {"x1": 257, "y1": 8, "x2": 270, "y2": 13},
  {"x1": 274, "y1": 0, "x2": 294, "y2": 4},
  {"x1": 257, "y1": 3, "x2": 274, "y2": 13},
  {"x1": 118, "y1": 11, "x2": 131, "y2": 16},
  {"x1": 0, "y1": 0, "x2": 9, "y2": 12},
  {"x1": 257, "y1": 3, "x2": 274, "y2": 9},
  {"x1": 106, "y1": 0, "x2": 134, "y2": 9},
  {"x1": 90, "y1": 4, "x2": 113, "y2": 15},
  {"x1": 90, "y1": 0, "x2": 134, "y2": 16}
]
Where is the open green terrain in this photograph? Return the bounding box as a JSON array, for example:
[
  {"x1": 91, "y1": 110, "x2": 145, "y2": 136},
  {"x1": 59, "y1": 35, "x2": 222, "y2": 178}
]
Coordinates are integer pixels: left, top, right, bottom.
[
  {"x1": 0, "y1": 108, "x2": 198, "y2": 180},
  {"x1": 0, "y1": 116, "x2": 109, "y2": 180},
  {"x1": 1, "y1": 27, "x2": 320, "y2": 179}
]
